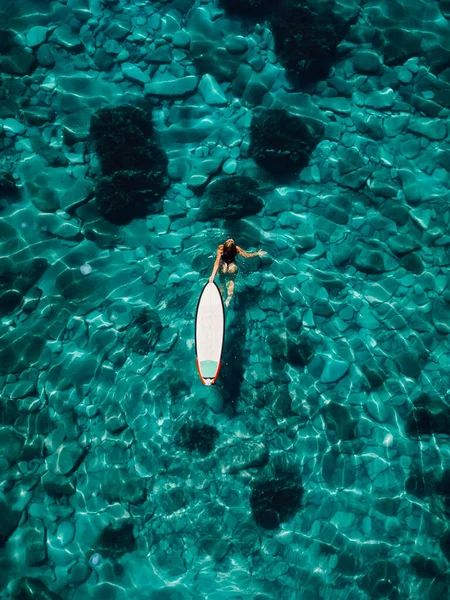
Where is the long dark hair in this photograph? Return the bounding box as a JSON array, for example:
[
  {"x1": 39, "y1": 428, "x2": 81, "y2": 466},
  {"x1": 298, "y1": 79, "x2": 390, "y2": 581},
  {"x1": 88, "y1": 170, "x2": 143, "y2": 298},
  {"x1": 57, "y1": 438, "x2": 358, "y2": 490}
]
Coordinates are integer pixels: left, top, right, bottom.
[{"x1": 223, "y1": 239, "x2": 236, "y2": 253}]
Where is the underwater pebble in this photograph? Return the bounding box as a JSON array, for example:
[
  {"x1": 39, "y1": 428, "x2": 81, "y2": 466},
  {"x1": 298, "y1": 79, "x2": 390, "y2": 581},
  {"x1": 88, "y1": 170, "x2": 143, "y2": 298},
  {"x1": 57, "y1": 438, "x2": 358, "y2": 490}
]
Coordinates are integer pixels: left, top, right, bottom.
[
  {"x1": 353, "y1": 50, "x2": 381, "y2": 74},
  {"x1": 57, "y1": 521, "x2": 75, "y2": 546},
  {"x1": 222, "y1": 158, "x2": 237, "y2": 174},
  {"x1": 199, "y1": 74, "x2": 228, "y2": 106},
  {"x1": 26, "y1": 26, "x2": 48, "y2": 48},
  {"x1": 145, "y1": 75, "x2": 198, "y2": 97},
  {"x1": 105, "y1": 21, "x2": 130, "y2": 40},
  {"x1": 2, "y1": 118, "x2": 25, "y2": 136},
  {"x1": 172, "y1": 30, "x2": 191, "y2": 48},
  {"x1": 225, "y1": 35, "x2": 248, "y2": 54},
  {"x1": 407, "y1": 118, "x2": 446, "y2": 140},
  {"x1": 122, "y1": 63, "x2": 150, "y2": 84},
  {"x1": 36, "y1": 44, "x2": 55, "y2": 67},
  {"x1": 80, "y1": 264, "x2": 92, "y2": 275},
  {"x1": 52, "y1": 25, "x2": 82, "y2": 50},
  {"x1": 365, "y1": 88, "x2": 395, "y2": 109},
  {"x1": 89, "y1": 553, "x2": 103, "y2": 567},
  {"x1": 320, "y1": 357, "x2": 350, "y2": 383},
  {"x1": 147, "y1": 44, "x2": 171, "y2": 64},
  {"x1": 397, "y1": 67, "x2": 413, "y2": 83}
]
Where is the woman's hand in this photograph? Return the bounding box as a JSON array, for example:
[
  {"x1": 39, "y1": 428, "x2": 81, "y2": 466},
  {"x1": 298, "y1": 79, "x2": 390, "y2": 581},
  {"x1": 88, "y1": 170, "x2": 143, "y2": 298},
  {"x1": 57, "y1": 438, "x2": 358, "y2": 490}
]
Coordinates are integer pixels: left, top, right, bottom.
[{"x1": 257, "y1": 250, "x2": 267, "y2": 256}]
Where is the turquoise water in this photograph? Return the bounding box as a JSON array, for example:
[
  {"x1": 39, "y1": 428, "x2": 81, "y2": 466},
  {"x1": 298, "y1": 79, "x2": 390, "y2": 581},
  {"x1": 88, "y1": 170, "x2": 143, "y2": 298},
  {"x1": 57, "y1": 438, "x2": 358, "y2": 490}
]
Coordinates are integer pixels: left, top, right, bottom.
[{"x1": 1, "y1": 0, "x2": 450, "y2": 598}]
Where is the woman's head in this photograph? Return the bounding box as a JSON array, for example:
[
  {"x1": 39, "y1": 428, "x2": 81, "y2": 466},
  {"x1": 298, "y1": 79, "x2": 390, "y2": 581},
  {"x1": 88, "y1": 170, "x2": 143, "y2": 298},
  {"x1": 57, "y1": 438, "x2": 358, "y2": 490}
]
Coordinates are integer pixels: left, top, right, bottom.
[{"x1": 224, "y1": 238, "x2": 235, "y2": 251}]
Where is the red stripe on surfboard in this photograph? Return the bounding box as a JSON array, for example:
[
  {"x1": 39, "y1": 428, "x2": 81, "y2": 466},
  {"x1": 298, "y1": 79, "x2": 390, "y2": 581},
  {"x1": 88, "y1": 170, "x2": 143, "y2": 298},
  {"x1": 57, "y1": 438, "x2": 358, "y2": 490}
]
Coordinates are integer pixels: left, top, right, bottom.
[{"x1": 196, "y1": 356, "x2": 206, "y2": 385}]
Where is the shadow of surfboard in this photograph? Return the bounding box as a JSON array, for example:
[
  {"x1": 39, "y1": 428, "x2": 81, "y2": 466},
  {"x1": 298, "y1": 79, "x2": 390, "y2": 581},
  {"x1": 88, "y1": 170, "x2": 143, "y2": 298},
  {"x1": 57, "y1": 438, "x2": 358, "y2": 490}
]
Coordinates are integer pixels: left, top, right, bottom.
[{"x1": 217, "y1": 286, "x2": 259, "y2": 409}]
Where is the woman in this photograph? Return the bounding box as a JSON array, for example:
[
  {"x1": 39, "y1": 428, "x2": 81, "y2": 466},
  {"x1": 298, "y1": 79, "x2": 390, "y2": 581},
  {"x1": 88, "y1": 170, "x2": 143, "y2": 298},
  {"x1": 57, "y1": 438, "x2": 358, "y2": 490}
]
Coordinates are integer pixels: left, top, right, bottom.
[{"x1": 209, "y1": 239, "x2": 267, "y2": 307}]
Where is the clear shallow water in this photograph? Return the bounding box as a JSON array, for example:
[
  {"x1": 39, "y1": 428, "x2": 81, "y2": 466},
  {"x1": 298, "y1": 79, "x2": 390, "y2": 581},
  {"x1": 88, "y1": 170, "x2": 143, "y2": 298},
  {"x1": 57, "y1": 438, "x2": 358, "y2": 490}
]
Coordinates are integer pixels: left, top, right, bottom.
[{"x1": 1, "y1": 0, "x2": 450, "y2": 599}]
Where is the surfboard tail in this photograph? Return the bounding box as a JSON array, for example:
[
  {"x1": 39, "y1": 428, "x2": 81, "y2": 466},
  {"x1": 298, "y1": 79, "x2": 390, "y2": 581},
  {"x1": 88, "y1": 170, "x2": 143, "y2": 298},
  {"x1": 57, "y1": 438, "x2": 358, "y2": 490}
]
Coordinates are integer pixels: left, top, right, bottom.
[{"x1": 196, "y1": 357, "x2": 222, "y2": 386}]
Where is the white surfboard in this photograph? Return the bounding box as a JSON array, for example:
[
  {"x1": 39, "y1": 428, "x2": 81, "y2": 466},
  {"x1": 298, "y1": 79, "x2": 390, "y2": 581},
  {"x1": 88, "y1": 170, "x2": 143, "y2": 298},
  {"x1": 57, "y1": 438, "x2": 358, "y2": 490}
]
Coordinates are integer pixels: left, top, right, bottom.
[{"x1": 195, "y1": 281, "x2": 225, "y2": 386}]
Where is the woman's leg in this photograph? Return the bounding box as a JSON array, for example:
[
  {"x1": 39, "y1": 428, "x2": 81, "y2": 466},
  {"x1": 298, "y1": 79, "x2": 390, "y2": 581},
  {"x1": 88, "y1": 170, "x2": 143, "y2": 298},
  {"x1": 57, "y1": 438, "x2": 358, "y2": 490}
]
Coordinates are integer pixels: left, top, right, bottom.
[
  {"x1": 225, "y1": 280, "x2": 234, "y2": 307},
  {"x1": 224, "y1": 263, "x2": 238, "y2": 307}
]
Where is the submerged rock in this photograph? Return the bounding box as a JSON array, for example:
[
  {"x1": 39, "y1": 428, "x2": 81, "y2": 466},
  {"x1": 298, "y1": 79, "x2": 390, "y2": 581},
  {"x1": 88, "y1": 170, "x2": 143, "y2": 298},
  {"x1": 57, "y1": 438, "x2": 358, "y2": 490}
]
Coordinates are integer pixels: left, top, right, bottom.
[
  {"x1": 320, "y1": 357, "x2": 350, "y2": 383},
  {"x1": 146, "y1": 44, "x2": 172, "y2": 64},
  {"x1": 24, "y1": 518, "x2": 46, "y2": 566},
  {"x1": 225, "y1": 35, "x2": 248, "y2": 54},
  {"x1": 400, "y1": 252, "x2": 423, "y2": 274},
  {"x1": 396, "y1": 351, "x2": 422, "y2": 378},
  {"x1": 219, "y1": 0, "x2": 273, "y2": 18},
  {"x1": 90, "y1": 105, "x2": 155, "y2": 174},
  {"x1": 51, "y1": 25, "x2": 83, "y2": 52},
  {"x1": 10, "y1": 578, "x2": 61, "y2": 600},
  {"x1": 353, "y1": 50, "x2": 381, "y2": 74},
  {"x1": 409, "y1": 555, "x2": 442, "y2": 580},
  {"x1": 122, "y1": 63, "x2": 150, "y2": 84},
  {"x1": 365, "y1": 88, "x2": 395, "y2": 110},
  {"x1": 388, "y1": 234, "x2": 421, "y2": 256},
  {"x1": 177, "y1": 423, "x2": 219, "y2": 455},
  {"x1": 441, "y1": 531, "x2": 450, "y2": 561},
  {"x1": 431, "y1": 300, "x2": 450, "y2": 334},
  {"x1": 286, "y1": 334, "x2": 315, "y2": 367},
  {"x1": 0, "y1": 170, "x2": 17, "y2": 191},
  {"x1": 90, "y1": 105, "x2": 168, "y2": 223},
  {"x1": 250, "y1": 108, "x2": 322, "y2": 177},
  {"x1": 21, "y1": 107, "x2": 55, "y2": 126},
  {"x1": 47, "y1": 442, "x2": 86, "y2": 476},
  {"x1": 42, "y1": 472, "x2": 76, "y2": 497},
  {"x1": 36, "y1": 44, "x2": 55, "y2": 67},
  {"x1": 0, "y1": 493, "x2": 21, "y2": 547},
  {"x1": 95, "y1": 167, "x2": 167, "y2": 224},
  {"x1": 270, "y1": 2, "x2": 356, "y2": 82},
  {"x1": 123, "y1": 308, "x2": 162, "y2": 354},
  {"x1": 351, "y1": 245, "x2": 388, "y2": 274},
  {"x1": 322, "y1": 401, "x2": 357, "y2": 440},
  {"x1": 359, "y1": 560, "x2": 400, "y2": 599},
  {"x1": 250, "y1": 473, "x2": 303, "y2": 529},
  {"x1": 220, "y1": 440, "x2": 269, "y2": 473},
  {"x1": 405, "y1": 393, "x2": 450, "y2": 438},
  {"x1": 405, "y1": 469, "x2": 435, "y2": 498},
  {"x1": 361, "y1": 363, "x2": 386, "y2": 388},
  {"x1": 105, "y1": 20, "x2": 131, "y2": 41},
  {"x1": 103, "y1": 404, "x2": 127, "y2": 434},
  {"x1": 145, "y1": 75, "x2": 198, "y2": 97},
  {"x1": 199, "y1": 175, "x2": 264, "y2": 220},
  {"x1": 0, "y1": 48, "x2": 37, "y2": 75},
  {"x1": 199, "y1": 74, "x2": 227, "y2": 106},
  {"x1": 0, "y1": 171, "x2": 19, "y2": 210},
  {"x1": 25, "y1": 26, "x2": 47, "y2": 48},
  {"x1": 0, "y1": 254, "x2": 49, "y2": 317},
  {"x1": 101, "y1": 469, "x2": 146, "y2": 504},
  {"x1": 0, "y1": 328, "x2": 46, "y2": 375},
  {"x1": 0, "y1": 427, "x2": 24, "y2": 465},
  {"x1": 95, "y1": 523, "x2": 136, "y2": 559},
  {"x1": 29, "y1": 137, "x2": 68, "y2": 167}
]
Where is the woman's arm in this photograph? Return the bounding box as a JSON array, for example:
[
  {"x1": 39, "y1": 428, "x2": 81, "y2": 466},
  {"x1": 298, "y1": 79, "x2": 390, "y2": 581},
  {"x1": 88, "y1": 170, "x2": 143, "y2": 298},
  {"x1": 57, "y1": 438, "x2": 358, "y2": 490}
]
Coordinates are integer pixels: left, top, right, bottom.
[
  {"x1": 236, "y1": 246, "x2": 267, "y2": 258},
  {"x1": 209, "y1": 246, "x2": 223, "y2": 282}
]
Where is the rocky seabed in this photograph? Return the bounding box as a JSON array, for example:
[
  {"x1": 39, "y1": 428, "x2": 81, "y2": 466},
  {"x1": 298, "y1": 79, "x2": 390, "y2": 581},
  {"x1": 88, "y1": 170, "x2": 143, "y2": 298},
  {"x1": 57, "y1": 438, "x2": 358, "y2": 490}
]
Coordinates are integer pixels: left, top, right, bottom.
[{"x1": 1, "y1": 0, "x2": 450, "y2": 599}]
